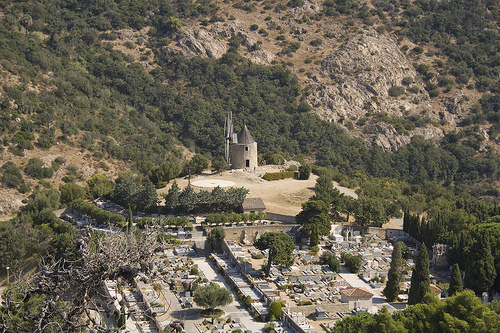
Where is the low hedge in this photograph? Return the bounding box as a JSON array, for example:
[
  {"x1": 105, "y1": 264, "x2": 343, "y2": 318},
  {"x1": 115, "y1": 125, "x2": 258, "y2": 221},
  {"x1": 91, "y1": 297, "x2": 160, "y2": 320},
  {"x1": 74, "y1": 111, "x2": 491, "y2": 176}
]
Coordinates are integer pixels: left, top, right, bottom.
[{"x1": 262, "y1": 171, "x2": 295, "y2": 181}]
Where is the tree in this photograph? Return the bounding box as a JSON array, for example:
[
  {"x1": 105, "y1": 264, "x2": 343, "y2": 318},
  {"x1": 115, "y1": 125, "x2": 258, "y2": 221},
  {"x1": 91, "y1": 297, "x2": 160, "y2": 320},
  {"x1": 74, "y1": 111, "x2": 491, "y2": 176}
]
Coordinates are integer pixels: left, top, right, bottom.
[
  {"x1": 86, "y1": 174, "x2": 115, "y2": 198},
  {"x1": 448, "y1": 263, "x2": 463, "y2": 296},
  {"x1": 312, "y1": 176, "x2": 343, "y2": 214},
  {"x1": 254, "y1": 232, "x2": 295, "y2": 277},
  {"x1": 0, "y1": 227, "x2": 159, "y2": 332},
  {"x1": 341, "y1": 196, "x2": 357, "y2": 222},
  {"x1": 188, "y1": 154, "x2": 209, "y2": 174},
  {"x1": 134, "y1": 179, "x2": 158, "y2": 212},
  {"x1": 355, "y1": 196, "x2": 388, "y2": 227},
  {"x1": 295, "y1": 200, "x2": 331, "y2": 246},
  {"x1": 177, "y1": 185, "x2": 198, "y2": 213},
  {"x1": 113, "y1": 177, "x2": 138, "y2": 208},
  {"x1": 193, "y1": 283, "x2": 232, "y2": 310},
  {"x1": 20, "y1": 14, "x2": 32, "y2": 42},
  {"x1": 298, "y1": 164, "x2": 311, "y2": 180},
  {"x1": 344, "y1": 254, "x2": 362, "y2": 273},
  {"x1": 384, "y1": 241, "x2": 404, "y2": 302},
  {"x1": 59, "y1": 183, "x2": 86, "y2": 205},
  {"x1": 408, "y1": 244, "x2": 430, "y2": 305},
  {"x1": 389, "y1": 241, "x2": 404, "y2": 276},
  {"x1": 464, "y1": 234, "x2": 496, "y2": 295},
  {"x1": 164, "y1": 180, "x2": 180, "y2": 211},
  {"x1": 322, "y1": 251, "x2": 340, "y2": 272},
  {"x1": 211, "y1": 156, "x2": 228, "y2": 172},
  {"x1": 384, "y1": 271, "x2": 401, "y2": 302},
  {"x1": 268, "y1": 301, "x2": 285, "y2": 320},
  {"x1": 150, "y1": 160, "x2": 181, "y2": 185},
  {"x1": 207, "y1": 226, "x2": 225, "y2": 248}
]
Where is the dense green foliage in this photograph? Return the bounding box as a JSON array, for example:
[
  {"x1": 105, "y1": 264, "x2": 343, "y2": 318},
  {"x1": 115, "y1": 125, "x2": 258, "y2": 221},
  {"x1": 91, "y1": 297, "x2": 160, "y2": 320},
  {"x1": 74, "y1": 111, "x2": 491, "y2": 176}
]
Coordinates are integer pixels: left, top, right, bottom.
[
  {"x1": 262, "y1": 171, "x2": 295, "y2": 181},
  {"x1": 72, "y1": 199, "x2": 126, "y2": 226},
  {"x1": 384, "y1": 241, "x2": 403, "y2": 302},
  {"x1": 322, "y1": 251, "x2": 340, "y2": 272},
  {"x1": 254, "y1": 232, "x2": 295, "y2": 277},
  {"x1": 448, "y1": 263, "x2": 463, "y2": 296},
  {"x1": 163, "y1": 184, "x2": 248, "y2": 214},
  {"x1": 296, "y1": 200, "x2": 331, "y2": 246},
  {"x1": 341, "y1": 252, "x2": 362, "y2": 273},
  {"x1": 207, "y1": 226, "x2": 225, "y2": 247},
  {"x1": 193, "y1": 283, "x2": 232, "y2": 310},
  {"x1": 0, "y1": 188, "x2": 78, "y2": 271},
  {"x1": 204, "y1": 211, "x2": 266, "y2": 224},
  {"x1": 1, "y1": 0, "x2": 500, "y2": 197},
  {"x1": 464, "y1": 233, "x2": 497, "y2": 294},
  {"x1": 268, "y1": 301, "x2": 285, "y2": 321},
  {"x1": 333, "y1": 291, "x2": 500, "y2": 333},
  {"x1": 408, "y1": 244, "x2": 430, "y2": 305}
]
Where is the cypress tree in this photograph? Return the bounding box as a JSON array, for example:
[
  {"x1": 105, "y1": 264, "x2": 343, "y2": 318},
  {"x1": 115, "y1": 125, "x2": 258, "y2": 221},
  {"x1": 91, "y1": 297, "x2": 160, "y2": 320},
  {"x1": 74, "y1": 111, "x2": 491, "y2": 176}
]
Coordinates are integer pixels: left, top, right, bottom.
[
  {"x1": 128, "y1": 206, "x2": 133, "y2": 231},
  {"x1": 448, "y1": 263, "x2": 463, "y2": 296},
  {"x1": 384, "y1": 270, "x2": 401, "y2": 302},
  {"x1": 384, "y1": 242, "x2": 404, "y2": 302},
  {"x1": 408, "y1": 243, "x2": 430, "y2": 305},
  {"x1": 389, "y1": 242, "x2": 403, "y2": 276},
  {"x1": 464, "y1": 234, "x2": 496, "y2": 295}
]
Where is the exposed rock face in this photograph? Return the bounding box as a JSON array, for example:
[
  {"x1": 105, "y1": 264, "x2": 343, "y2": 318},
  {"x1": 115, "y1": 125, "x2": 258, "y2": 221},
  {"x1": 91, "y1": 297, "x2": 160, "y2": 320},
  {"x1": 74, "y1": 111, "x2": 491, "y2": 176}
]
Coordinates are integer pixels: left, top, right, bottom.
[
  {"x1": 306, "y1": 32, "x2": 443, "y2": 148},
  {"x1": 165, "y1": 27, "x2": 229, "y2": 58},
  {"x1": 165, "y1": 23, "x2": 276, "y2": 65},
  {"x1": 0, "y1": 191, "x2": 24, "y2": 214},
  {"x1": 360, "y1": 122, "x2": 445, "y2": 150}
]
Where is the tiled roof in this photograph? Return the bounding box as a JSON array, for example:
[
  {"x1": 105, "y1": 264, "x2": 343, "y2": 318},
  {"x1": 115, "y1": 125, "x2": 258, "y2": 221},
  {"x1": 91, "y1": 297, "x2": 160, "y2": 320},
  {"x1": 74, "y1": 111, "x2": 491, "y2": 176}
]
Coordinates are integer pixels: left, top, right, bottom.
[
  {"x1": 340, "y1": 287, "x2": 374, "y2": 298},
  {"x1": 430, "y1": 284, "x2": 442, "y2": 293},
  {"x1": 242, "y1": 197, "x2": 266, "y2": 210}
]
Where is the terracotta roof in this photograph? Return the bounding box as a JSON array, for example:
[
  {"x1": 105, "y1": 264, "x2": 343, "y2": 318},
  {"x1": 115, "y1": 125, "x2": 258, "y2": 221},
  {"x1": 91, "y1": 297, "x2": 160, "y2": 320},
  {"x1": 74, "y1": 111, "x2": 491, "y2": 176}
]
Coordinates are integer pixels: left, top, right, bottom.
[
  {"x1": 242, "y1": 198, "x2": 266, "y2": 210},
  {"x1": 430, "y1": 284, "x2": 442, "y2": 293},
  {"x1": 237, "y1": 125, "x2": 255, "y2": 144},
  {"x1": 340, "y1": 287, "x2": 373, "y2": 298}
]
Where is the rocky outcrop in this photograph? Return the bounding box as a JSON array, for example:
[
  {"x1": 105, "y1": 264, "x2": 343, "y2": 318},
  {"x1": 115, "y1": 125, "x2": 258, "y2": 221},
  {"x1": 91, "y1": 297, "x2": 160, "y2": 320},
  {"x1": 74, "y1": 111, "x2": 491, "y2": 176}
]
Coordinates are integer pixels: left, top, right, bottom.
[
  {"x1": 360, "y1": 122, "x2": 445, "y2": 150},
  {"x1": 165, "y1": 27, "x2": 229, "y2": 58},
  {"x1": 0, "y1": 191, "x2": 24, "y2": 215},
  {"x1": 165, "y1": 23, "x2": 276, "y2": 65},
  {"x1": 306, "y1": 32, "x2": 444, "y2": 148}
]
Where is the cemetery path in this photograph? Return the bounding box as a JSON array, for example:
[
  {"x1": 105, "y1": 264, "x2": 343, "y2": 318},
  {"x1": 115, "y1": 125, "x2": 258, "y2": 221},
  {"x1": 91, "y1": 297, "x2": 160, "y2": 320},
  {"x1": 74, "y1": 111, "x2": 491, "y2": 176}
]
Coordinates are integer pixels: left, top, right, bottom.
[{"x1": 339, "y1": 273, "x2": 398, "y2": 314}]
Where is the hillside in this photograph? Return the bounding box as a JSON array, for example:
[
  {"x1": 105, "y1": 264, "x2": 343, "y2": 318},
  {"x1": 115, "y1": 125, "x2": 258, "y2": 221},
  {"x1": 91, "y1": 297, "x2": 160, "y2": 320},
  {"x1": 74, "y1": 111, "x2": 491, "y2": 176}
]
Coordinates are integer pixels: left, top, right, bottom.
[{"x1": 1, "y1": 0, "x2": 500, "y2": 211}]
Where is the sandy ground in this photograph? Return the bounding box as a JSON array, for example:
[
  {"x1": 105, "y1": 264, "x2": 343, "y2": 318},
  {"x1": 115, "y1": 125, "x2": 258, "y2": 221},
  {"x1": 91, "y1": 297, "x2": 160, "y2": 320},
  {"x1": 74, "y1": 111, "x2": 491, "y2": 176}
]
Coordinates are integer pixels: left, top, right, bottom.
[
  {"x1": 158, "y1": 165, "x2": 400, "y2": 229},
  {"x1": 159, "y1": 165, "x2": 317, "y2": 217}
]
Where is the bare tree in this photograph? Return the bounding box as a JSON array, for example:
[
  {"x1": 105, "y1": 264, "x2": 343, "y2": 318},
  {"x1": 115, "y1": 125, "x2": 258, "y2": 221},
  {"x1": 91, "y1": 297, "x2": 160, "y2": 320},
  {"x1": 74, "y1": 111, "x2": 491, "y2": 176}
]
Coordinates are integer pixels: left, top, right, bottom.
[{"x1": 0, "y1": 226, "x2": 159, "y2": 332}]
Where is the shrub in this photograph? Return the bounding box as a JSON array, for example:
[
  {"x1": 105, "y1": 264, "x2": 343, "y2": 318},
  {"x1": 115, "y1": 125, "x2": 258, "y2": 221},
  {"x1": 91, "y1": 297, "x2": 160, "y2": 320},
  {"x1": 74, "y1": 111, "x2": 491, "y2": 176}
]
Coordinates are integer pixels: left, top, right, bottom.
[
  {"x1": 402, "y1": 76, "x2": 413, "y2": 85},
  {"x1": 262, "y1": 171, "x2": 295, "y2": 181},
  {"x1": 388, "y1": 85, "x2": 405, "y2": 97},
  {"x1": 250, "y1": 24, "x2": 259, "y2": 31},
  {"x1": 310, "y1": 38, "x2": 323, "y2": 47},
  {"x1": 298, "y1": 165, "x2": 311, "y2": 180},
  {"x1": 25, "y1": 158, "x2": 54, "y2": 179}
]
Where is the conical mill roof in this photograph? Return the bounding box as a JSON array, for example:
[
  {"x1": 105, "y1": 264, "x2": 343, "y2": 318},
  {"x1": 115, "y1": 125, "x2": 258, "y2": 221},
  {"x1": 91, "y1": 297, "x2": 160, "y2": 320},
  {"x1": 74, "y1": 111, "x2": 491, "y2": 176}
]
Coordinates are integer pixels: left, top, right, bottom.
[{"x1": 237, "y1": 125, "x2": 255, "y2": 144}]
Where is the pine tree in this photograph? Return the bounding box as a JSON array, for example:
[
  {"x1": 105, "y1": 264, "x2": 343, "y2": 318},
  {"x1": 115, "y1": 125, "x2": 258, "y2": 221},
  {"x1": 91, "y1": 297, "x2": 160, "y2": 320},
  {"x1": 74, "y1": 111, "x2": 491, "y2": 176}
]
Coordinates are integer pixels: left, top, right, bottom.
[
  {"x1": 464, "y1": 234, "x2": 496, "y2": 295},
  {"x1": 448, "y1": 263, "x2": 463, "y2": 296},
  {"x1": 408, "y1": 243, "x2": 430, "y2": 305}
]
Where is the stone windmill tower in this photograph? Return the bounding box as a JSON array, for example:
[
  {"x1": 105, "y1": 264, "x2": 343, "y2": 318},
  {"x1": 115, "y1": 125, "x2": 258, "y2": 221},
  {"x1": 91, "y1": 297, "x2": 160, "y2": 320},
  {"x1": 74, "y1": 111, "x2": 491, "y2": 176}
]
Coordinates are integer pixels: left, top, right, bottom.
[{"x1": 224, "y1": 113, "x2": 258, "y2": 169}]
